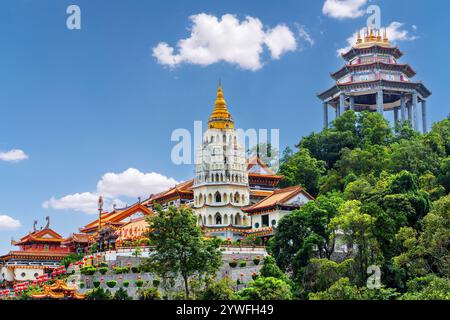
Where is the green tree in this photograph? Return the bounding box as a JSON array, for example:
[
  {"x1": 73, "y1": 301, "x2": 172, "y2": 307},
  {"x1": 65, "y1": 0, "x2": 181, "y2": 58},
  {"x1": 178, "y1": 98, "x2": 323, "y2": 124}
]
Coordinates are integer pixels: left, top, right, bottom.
[
  {"x1": 200, "y1": 278, "x2": 235, "y2": 300},
  {"x1": 85, "y1": 287, "x2": 112, "y2": 300},
  {"x1": 329, "y1": 200, "x2": 380, "y2": 285},
  {"x1": 394, "y1": 194, "x2": 450, "y2": 279},
  {"x1": 300, "y1": 258, "x2": 355, "y2": 295},
  {"x1": 309, "y1": 278, "x2": 364, "y2": 300},
  {"x1": 113, "y1": 287, "x2": 132, "y2": 300},
  {"x1": 142, "y1": 205, "x2": 222, "y2": 299},
  {"x1": 278, "y1": 149, "x2": 326, "y2": 196},
  {"x1": 236, "y1": 277, "x2": 293, "y2": 300},
  {"x1": 259, "y1": 256, "x2": 289, "y2": 281},
  {"x1": 400, "y1": 275, "x2": 450, "y2": 300}
]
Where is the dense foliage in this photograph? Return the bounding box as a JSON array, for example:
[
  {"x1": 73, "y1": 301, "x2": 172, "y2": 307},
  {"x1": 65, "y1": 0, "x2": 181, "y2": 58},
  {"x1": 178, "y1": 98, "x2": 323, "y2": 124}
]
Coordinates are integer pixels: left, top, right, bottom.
[
  {"x1": 141, "y1": 205, "x2": 223, "y2": 300},
  {"x1": 271, "y1": 112, "x2": 450, "y2": 300}
]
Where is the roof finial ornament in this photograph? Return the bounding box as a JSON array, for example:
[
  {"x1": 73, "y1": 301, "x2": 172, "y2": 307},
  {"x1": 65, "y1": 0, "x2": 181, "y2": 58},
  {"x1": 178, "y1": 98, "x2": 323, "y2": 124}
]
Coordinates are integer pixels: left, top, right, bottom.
[
  {"x1": 44, "y1": 216, "x2": 50, "y2": 229},
  {"x1": 33, "y1": 220, "x2": 38, "y2": 232}
]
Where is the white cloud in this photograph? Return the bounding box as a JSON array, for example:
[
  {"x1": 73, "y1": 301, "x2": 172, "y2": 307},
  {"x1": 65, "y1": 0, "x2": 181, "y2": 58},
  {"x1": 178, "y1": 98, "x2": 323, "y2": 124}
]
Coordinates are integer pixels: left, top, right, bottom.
[
  {"x1": 43, "y1": 168, "x2": 178, "y2": 214},
  {"x1": 0, "y1": 149, "x2": 28, "y2": 163},
  {"x1": 0, "y1": 215, "x2": 22, "y2": 230},
  {"x1": 297, "y1": 25, "x2": 315, "y2": 47},
  {"x1": 97, "y1": 168, "x2": 178, "y2": 198},
  {"x1": 337, "y1": 22, "x2": 418, "y2": 56},
  {"x1": 323, "y1": 0, "x2": 367, "y2": 20},
  {"x1": 43, "y1": 192, "x2": 100, "y2": 215},
  {"x1": 153, "y1": 13, "x2": 298, "y2": 71},
  {"x1": 264, "y1": 25, "x2": 298, "y2": 59}
]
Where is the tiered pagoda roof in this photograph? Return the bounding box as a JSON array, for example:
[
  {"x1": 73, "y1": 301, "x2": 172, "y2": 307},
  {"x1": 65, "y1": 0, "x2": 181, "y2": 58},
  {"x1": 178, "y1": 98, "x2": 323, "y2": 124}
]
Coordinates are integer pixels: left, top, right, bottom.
[{"x1": 318, "y1": 25, "x2": 431, "y2": 110}]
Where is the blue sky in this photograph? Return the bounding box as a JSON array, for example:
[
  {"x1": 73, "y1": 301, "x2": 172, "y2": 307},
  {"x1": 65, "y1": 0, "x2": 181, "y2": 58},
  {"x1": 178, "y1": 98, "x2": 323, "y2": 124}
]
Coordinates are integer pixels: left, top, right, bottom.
[{"x1": 0, "y1": 0, "x2": 449, "y2": 254}]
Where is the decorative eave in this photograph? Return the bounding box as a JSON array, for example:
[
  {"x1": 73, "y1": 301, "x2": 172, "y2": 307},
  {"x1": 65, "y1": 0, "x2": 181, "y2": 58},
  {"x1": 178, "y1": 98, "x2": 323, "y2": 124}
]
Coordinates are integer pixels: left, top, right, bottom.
[
  {"x1": 342, "y1": 45, "x2": 403, "y2": 61},
  {"x1": 331, "y1": 62, "x2": 416, "y2": 80},
  {"x1": 202, "y1": 225, "x2": 252, "y2": 234},
  {"x1": 80, "y1": 203, "x2": 153, "y2": 232},
  {"x1": 318, "y1": 79, "x2": 432, "y2": 101},
  {"x1": 0, "y1": 251, "x2": 70, "y2": 262}
]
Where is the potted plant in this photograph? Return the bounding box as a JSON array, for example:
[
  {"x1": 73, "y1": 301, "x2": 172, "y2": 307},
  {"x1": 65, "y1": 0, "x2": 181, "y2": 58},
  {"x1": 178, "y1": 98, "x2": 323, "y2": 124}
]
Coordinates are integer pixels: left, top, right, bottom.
[
  {"x1": 239, "y1": 260, "x2": 247, "y2": 268},
  {"x1": 135, "y1": 280, "x2": 144, "y2": 288},
  {"x1": 251, "y1": 272, "x2": 258, "y2": 280},
  {"x1": 229, "y1": 260, "x2": 238, "y2": 268},
  {"x1": 253, "y1": 256, "x2": 261, "y2": 265},
  {"x1": 122, "y1": 280, "x2": 130, "y2": 288},
  {"x1": 93, "y1": 281, "x2": 101, "y2": 288},
  {"x1": 106, "y1": 280, "x2": 117, "y2": 289},
  {"x1": 152, "y1": 279, "x2": 160, "y2": 288},
  {"x1": 99, "y1": 267, "x2": 108, "y2": 275},
  {"x1": 131, "y1": 266, "x2": 140, "y2": 274}
]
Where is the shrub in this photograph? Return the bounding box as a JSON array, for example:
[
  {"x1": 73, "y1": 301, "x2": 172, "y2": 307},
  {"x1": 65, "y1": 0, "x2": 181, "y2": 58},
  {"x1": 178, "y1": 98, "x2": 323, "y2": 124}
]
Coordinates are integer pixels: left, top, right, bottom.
[
  {"x1": 122, "y1": 280, "x2": 130, "y2": 288},
  {"x1": 152, "y1": 279, "x2": 160, "y2": 287},
  {"x1": 236, "y1": 277, "x2": 293, "y2": 300},
  {"x1": 113, "y1": 267, "x2": 123, "y2": 274},
  {"x1": 106, "y1": 280, "x2": 117, "y2": 288},
  {"x1": 131, "y1": 266, "x2": 140, "y2": 274},
  {"x1": 81, "y1": 266, "x2": 97, "y2": 276},
  {"x1": 252, "y1": 273, "x2": 259, "y2": 280},
  {"x1": 93, "y1": 281, "x2": 101, "y2": 288},
  {"x1": 239, "y1": 261, "x2": 247, "y2": 268},
  {"x1": 200, "y1": 278, "x2": 235, "y2": 300},
  {"x1": 229, "y1": 261, "x2": 238, "y2": 268},
  {"x1": 113, "y1": 287, "x2": 131, "y2": 300},
  {"x1": 138, "y1": 287, "x2": 161, "y2": 300},
  {"x1": 253, "y1": 257, "x2": 261, "y2": 265},
  {"x1": 85, "y1": 287, "x2": 112, "y2": 300},
  {"x1": 98, "y1": 262, "x2": 109, "y2": 268},
  {"x1": 99, "y1": 267, "x2": 108, "y2": 275},
  {"x1": 122, "y1": 266, "x2": 131, "y2": 274},
  {"x1": 79, "y1": 282, "x2": 85, "y2": 289},
  {"x1": 135, "y1": 280, "x2": 144, "y2": 288}
]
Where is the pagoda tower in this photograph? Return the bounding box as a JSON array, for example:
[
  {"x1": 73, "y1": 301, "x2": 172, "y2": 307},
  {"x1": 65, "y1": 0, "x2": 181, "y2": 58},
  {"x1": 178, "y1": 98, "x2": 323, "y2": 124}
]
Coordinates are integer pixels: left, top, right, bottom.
[
  {"x1": 192, "y1": 83, "x2": 251, "y2": 238},
  {"x1": 318, "y1": 25, "x2": 431, "y2": 133}
]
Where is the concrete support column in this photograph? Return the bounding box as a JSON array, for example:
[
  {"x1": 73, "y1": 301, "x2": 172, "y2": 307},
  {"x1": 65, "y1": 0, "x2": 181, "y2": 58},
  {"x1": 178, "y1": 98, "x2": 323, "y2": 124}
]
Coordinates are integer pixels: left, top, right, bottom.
[
  {"x1": 422, "y1": 100, "x2": 428, "y2": 133},
  {"x1": 412, "y1": 92, "x2": 419, "y2": 131},
  {"x1": 323, "y1": 102, "x2": 329, "y2": 129},
  {"x1": 335, "y1": 104, "x2": 339, "y2": 119},
  {"x1": 394, "y1": 107, "x2": 399, "y2": 124},
  {"x1": 407, "y1": 101, "x2": 413, "y2": 125},
  {"x1": 376, "y1": 90, "x2": 384, "y2": 115},
  {"x1": 349, "y1": 96, "x2": 355, "y2": 111},
  {"x1": 339, "y1": 93, "x2": 346, "y2": 116},
  {"x1": 400, "y1": 94, "x2": 406, "y2": 122}
]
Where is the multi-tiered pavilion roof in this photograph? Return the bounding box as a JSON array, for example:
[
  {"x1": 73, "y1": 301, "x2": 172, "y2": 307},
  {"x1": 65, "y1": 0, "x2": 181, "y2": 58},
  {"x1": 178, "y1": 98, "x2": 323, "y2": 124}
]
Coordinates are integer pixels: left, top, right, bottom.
[{"x1": 318, "y1": 25, "x2": 431, "y2": 133}]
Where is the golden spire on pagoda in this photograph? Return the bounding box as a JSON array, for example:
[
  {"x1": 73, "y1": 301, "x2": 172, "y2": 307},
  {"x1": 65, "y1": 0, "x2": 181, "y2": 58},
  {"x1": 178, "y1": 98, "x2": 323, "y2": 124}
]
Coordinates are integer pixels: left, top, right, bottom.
[
  {"x1": 355, "y1": 24, "x2": 391, "y2": 49},
  {"x1": 356, "y1": 29, "x2": 363, "y2": 45},
  {"x1": 383, "y1": 28, "x2": 390, "y2": 44},
  {"x1": 208, "y1": 81, "x2": 234, "y2": 129}
]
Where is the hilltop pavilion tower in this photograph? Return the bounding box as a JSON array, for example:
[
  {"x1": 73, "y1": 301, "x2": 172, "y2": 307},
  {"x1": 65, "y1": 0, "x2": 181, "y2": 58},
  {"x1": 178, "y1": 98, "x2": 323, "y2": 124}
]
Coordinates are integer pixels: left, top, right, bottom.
[
  {"x1": 192, "y1": 83, "x2": 251, "y2": 238},
  {"x1": 318, "y1": 25, "x2": 431, "y2": 133}
]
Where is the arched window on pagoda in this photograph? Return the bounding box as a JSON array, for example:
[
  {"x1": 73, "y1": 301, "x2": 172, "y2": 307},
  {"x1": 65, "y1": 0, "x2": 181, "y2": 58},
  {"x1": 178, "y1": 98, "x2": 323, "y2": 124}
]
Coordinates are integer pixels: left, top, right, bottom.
[
  {"x1": 215, "y1": 213, "x2": 222, "y2": 225},
  {"x1": 215, "y1": 192, "x2": 222, "y2": 203}
]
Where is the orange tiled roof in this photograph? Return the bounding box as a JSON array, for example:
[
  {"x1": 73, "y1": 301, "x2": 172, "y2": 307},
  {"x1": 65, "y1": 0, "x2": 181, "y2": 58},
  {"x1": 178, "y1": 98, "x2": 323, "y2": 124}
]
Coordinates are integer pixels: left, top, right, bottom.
[
  {"x1": 247, "y1": 156, "x2": 275, "y2": 175},
  {"x1": 243, "y1": 186, "x2": 314, "y2": 214},
  {"x1": 250, "y1": 190, "x2": 275, "y2": 197},
  {"x1": 13, "y1": 228, "x2": 64, "y2": 246},
  {"x1": 80, "y1": 203, "x2": 153, "y2": 232},
  {"x1": 151, "y1": 180, "x2": 194, "y2": 202}
]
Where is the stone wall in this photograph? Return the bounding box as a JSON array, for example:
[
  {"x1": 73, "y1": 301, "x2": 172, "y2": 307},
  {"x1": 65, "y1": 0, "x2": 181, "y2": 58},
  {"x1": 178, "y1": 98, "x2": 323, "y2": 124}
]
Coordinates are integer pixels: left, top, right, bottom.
[{"x1": 78, "y1": 247, "x2": 268, "y2": 299}]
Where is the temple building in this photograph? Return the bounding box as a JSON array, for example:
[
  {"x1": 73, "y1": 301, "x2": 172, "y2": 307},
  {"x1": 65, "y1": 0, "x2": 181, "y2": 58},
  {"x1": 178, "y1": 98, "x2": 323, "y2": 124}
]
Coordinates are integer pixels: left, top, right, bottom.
[
  {"x1": 75, "y1": 84, "x2": 313, "y2": 244},
  {"x1": 192, "y1": 83, "x2": 252, "y2": 239},
  {"x1": 318, "y1": 25, "x2": 431, "y2": 133},
  {"x1": 0, "y1": 218, "x2": 71, "y2": 284}
]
